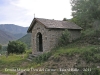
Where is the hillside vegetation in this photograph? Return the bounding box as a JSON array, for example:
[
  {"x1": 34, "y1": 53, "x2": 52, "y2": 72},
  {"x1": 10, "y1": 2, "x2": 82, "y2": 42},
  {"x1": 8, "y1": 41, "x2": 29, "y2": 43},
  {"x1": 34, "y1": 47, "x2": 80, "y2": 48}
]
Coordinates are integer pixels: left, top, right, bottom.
[
  {"x1": 0, "y1": 29, "x2": 100, "y2": 75},
  {"x1": 26, "y1": 29, "x2": 100, "y2": 75}
]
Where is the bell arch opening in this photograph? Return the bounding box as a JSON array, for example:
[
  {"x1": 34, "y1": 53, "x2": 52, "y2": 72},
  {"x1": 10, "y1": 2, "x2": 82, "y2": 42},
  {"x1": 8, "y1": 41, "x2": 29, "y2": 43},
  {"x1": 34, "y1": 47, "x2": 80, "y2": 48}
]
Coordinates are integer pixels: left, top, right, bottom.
[{"x1": 36, "y1": 32, "x2": 43, "y2": 52}]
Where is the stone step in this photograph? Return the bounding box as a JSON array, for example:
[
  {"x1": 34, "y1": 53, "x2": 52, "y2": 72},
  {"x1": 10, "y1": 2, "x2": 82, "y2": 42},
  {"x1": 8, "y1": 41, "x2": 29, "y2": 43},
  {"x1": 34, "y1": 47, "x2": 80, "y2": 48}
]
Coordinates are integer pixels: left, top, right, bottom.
[
  {"x1": 27, "y1": 58, "x2": 32, "y2": 61},
  {"x1": 27, "y1": 52, "x2": 43, "y2": 61}
]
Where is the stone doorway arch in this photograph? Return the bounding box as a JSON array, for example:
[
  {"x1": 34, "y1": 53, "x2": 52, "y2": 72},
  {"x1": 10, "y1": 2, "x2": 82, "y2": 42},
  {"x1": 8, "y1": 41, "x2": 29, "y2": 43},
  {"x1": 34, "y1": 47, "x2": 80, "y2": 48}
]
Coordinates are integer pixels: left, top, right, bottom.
[{"x1": 36, "y1": 32, "x2": 43, "y2": 52}]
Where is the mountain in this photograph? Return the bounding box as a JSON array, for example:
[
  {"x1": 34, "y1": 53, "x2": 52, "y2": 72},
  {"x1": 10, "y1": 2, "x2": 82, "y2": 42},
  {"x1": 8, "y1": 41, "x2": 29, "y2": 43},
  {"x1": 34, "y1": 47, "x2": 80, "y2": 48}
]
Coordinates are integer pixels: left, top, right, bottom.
[
  {"x1": 0, "y1": 24, "x2": 29, "y2": 45},
  {"x1": 0, "y1": 29, "x2": 16, "y2": 45},
  {"x1": 18, "y1": 33, "x2": 31, "y2": 48},
  {"x1": 0, "y1": 24, "x2": 28, "y2": 34}
]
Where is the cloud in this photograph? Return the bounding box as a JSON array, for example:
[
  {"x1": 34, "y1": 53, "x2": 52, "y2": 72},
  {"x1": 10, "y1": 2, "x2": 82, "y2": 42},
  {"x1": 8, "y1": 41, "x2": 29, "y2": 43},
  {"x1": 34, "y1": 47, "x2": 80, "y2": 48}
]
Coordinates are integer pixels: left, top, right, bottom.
[
  {"x1": 0, "y1": 0, "x2": 72, "y2": 27},
  {"x1": 12, "y1": 0, "x2": 72, "y2": 18},
  {"x1": 0, "y1": 0, "x2": 32, "y2": 27}
]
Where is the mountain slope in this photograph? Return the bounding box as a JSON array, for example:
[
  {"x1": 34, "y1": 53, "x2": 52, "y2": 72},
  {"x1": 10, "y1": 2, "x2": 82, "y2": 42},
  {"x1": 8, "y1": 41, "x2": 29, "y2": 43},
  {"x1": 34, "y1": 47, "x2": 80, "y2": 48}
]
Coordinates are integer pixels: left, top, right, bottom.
[
  {"x1": 0, "y1": 24, "x2": 28, "y2": 34},
  {"x1": 18, "y1": 33, "x2": 31, "y2": 48},
  {"x1": 0, "y1": 29, "x2": 16, "y2": 45},
  {"x1": 0, "y1": 24, "x2": 29, "y2": 45},
  {"x1": 0, "y1": 24, "x2": 28, "y2": 39}
]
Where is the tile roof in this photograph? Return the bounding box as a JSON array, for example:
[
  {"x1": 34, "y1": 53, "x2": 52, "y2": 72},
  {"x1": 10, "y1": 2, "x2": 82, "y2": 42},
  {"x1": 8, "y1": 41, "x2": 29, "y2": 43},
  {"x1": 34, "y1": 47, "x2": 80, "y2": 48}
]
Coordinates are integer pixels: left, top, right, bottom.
[{"x1": 27, "y1": 18, "x2": 82, "y2": 33}]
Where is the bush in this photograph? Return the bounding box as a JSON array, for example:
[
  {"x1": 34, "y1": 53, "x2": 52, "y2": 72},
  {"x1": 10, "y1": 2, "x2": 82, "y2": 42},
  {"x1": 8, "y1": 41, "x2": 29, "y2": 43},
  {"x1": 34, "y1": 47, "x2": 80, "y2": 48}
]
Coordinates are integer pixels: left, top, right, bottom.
[
  {"x1": 7, "y1": 41, "x2": 26, "y2": 54},
  {"x1": 88, "y1": 68, "x2": 100, "y2": 75},
  {"x1": 81, "y1": 47, "x2": 100, "y2": 63},
  {"x1": 80, "y1": 29, "x2": 100, "y2": 45},
  {"x1": 81, "y1": 28, "x2": 96, "y2": 37},
  {"x1": 34, "y1": 52, "x2": 51, "y2": 63},
  {"x1": 0, "y1": 44, "x2": 2, "y2": 53},
  {"x1": 58, "y1": 29, "x2": 71, "y2": 46},
  {"x1": 0, "y1": 44, "x2": 2, "y2": 50}
]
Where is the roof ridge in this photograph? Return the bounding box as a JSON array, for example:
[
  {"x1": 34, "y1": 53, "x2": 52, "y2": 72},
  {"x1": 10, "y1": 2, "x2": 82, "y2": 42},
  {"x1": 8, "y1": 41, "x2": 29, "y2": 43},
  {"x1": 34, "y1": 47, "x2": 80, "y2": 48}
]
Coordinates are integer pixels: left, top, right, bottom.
[{"x1": 35, "y1": 17, "x2": 64, "y2": 22}]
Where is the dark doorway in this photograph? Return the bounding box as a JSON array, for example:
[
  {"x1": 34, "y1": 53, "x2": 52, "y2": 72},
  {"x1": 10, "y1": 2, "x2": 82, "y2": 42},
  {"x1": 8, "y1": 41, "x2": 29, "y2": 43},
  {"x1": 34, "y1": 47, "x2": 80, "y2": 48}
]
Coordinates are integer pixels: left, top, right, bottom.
[
  {"x1": 36, "y1": 32, "x2": 43, "y2": 52},
  {"x1": 20, "y1": 73, "x2": 24, "y2": 75}
]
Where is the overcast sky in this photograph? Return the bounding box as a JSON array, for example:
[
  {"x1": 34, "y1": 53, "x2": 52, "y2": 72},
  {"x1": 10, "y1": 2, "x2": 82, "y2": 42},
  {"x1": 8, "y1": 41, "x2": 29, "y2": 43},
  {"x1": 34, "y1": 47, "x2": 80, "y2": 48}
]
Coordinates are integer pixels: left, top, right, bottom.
[{"x1": 0, "y1": 0, "x2": 72, "y2": 27}]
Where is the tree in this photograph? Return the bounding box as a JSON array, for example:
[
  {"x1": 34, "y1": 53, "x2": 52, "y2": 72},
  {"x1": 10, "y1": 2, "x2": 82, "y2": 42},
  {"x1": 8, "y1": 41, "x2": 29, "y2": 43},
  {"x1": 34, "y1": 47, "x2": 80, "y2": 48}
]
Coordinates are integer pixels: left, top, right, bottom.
[
  {"x1": 7, "y1": 41, "x2": 26, "y2": 54},
  {"x1": 0, "y1": 45, "x2": 2, "y2": 54},
  {"x1": 71, "y1": 0, "x2": 100, "y2": 29},
  {"x1": 63, "y1": 18, "x2": 68, "y2": 21},
  {"x1": 0, "y1": 44, "x2": 2, "y2": 50},
  {"x1": 63, "y1": 18, "x2": 70, "y2": 21}
]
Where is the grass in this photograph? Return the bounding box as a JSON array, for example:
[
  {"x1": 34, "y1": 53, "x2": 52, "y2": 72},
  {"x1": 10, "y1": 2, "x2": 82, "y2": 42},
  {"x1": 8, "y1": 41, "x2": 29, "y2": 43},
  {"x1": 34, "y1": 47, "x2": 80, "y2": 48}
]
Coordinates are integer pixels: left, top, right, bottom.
[
  {"x1": 0, "y1": 53, "x2": 27, "y2": 75},
  {"x1": 52, "y1": 43, "x2": 100, "y2": 63},
  {"x1": 0, "y1": 54, "x2": 26, "y2": 63},
  {"x1": 53, "y1": 45, "x2": 95, "y2": 57},
  {"x1": 0, "y1": 49, "x2": 51, "y2": 75},
  {"x1": 0, "y1": 49, "x2": 39, "y2": 75}
]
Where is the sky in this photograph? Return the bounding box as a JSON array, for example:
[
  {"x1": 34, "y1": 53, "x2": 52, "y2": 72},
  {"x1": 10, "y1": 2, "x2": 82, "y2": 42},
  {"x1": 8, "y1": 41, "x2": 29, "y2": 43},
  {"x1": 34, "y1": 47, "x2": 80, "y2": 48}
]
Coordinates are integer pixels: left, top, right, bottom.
[{"x1": 0, "y1": 0, "x2": 72, "y2": 27}]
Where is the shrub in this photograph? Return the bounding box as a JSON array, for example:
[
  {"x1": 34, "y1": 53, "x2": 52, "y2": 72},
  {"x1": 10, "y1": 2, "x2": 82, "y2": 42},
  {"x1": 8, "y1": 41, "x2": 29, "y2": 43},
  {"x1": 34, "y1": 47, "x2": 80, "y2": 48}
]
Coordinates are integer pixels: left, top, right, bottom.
[
  {"x1": 80, "y1": 29, "x2": 100, "y2": 45},
  {"x1": 90, "y1": 68, "x2": 100, "y2": 75},
  {"x1": 58, "y1": 29, "x2": 71, "y2": 46},
  {"x1": 0, "y1": 44, "x2": 2, "y2": 53},
  {"x1": 81, "y1": 47, "x2": 100, "y2": 63},
  {"x1": 0, "y1": 44, "x2": 2, "y2": 50},
  {"x1": 34, "y1": 52, "x2": 51, "y2": 63},
  {"x1": 7, "y1": 41, "x2": 26, "y2": 54},
  {"x1": 81, "y1": 28, "x2": 96, "y2": 37}
]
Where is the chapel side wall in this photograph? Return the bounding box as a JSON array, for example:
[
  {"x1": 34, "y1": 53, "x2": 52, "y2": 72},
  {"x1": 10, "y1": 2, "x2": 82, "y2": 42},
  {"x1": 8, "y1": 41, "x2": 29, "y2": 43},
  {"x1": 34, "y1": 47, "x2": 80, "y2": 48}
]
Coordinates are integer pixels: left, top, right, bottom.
[
  {"x1": 46, "y1": 29, "x2": 81, "y2": 51},
  {"x1": 46, "y1": 29, "x2": 64, "y2": 50}
]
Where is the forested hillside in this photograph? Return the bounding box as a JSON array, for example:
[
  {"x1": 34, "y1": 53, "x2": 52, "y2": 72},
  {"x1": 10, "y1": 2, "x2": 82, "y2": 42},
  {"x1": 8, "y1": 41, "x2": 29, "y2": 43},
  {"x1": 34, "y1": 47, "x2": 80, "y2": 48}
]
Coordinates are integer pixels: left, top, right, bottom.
[{"x1": 18, "y1": 33, "x2": 31, "y2": 48}]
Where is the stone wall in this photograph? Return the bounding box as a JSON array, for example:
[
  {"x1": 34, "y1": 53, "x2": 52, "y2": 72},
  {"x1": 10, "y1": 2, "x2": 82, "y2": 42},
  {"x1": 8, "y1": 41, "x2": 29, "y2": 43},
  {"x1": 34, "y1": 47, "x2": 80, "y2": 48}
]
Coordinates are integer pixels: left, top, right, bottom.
[{"x1": 46, "y1": 29, "x2": 64, "y2": 50}]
